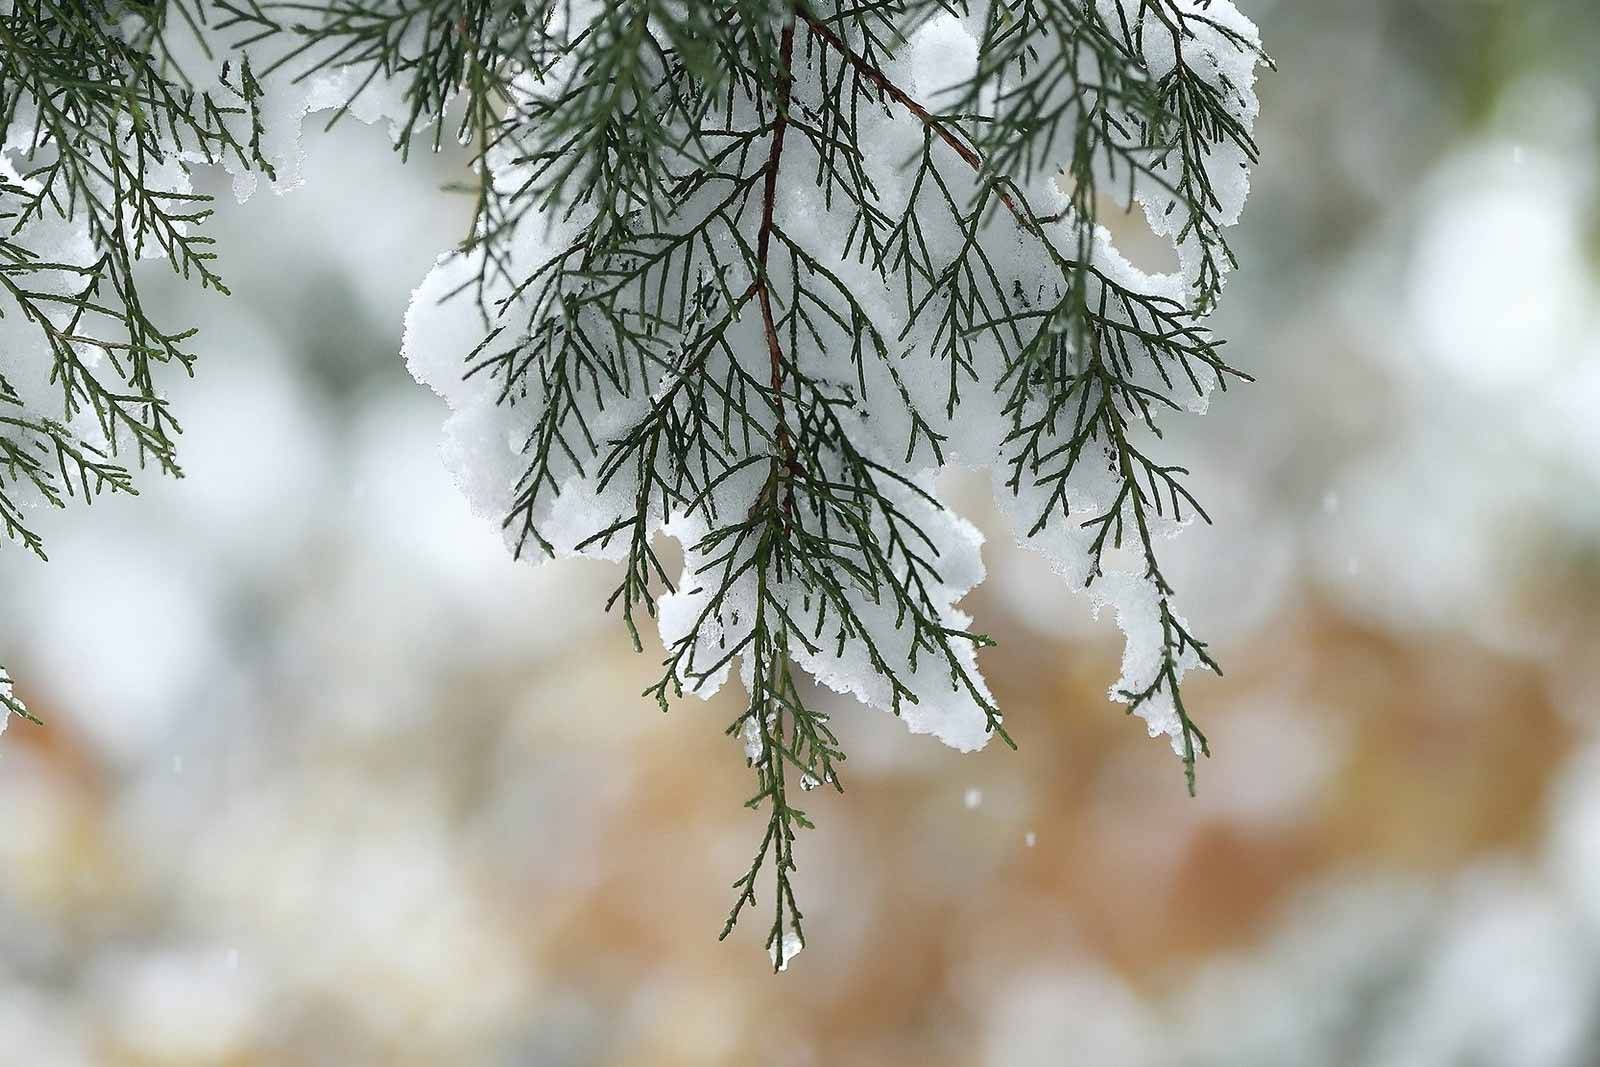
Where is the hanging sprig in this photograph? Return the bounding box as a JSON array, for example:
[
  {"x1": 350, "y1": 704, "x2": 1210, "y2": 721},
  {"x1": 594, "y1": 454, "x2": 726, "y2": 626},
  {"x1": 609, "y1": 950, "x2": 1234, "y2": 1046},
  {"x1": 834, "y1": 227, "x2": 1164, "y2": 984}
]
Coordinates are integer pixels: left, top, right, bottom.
[
  {"x1": 0, "y1": 1, "x2": 283, "y2": 704},
  {"x1": 0, "y1": 1, "x2": 276, "y2": 557},
  {"x1": 384, "y1": 0, "x2": 1267, "y2": 965},
  {"x1": 0, "y1": 0, "x2": 1268, "y2": 965}
]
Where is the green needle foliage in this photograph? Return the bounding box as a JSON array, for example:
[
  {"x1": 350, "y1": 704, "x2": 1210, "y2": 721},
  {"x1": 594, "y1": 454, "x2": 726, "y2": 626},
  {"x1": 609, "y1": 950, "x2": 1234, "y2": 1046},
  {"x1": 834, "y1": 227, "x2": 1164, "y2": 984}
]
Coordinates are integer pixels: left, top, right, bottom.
[
  {"x1": 0, "y1": 0, "x2": 1268, "y2": 968},
  {"x1": 0, "y1": 0, "x2": 271, "y2": 553},
  {"x1": 1, "y1": 0, "x2": 276, "y2": 731}
]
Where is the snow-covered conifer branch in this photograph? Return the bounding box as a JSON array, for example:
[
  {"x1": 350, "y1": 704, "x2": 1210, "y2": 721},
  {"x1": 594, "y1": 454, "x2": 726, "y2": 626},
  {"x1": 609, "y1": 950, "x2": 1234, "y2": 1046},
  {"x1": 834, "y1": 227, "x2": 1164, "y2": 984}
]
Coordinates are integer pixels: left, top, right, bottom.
[
  {"x1": 393, "y1": 0, "x2": 1267, "y2": 963},
  {"x1": 0, "y1": 0, "x2": 1268, "y2": 965}
]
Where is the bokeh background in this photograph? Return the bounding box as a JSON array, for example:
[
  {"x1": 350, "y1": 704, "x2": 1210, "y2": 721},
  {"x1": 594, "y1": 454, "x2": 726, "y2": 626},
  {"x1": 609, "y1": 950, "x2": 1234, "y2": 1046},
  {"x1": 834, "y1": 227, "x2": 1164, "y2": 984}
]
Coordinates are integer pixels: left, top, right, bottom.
[{"x1": 5, "y1": 1, "x2": 1600, "y2": 1063}]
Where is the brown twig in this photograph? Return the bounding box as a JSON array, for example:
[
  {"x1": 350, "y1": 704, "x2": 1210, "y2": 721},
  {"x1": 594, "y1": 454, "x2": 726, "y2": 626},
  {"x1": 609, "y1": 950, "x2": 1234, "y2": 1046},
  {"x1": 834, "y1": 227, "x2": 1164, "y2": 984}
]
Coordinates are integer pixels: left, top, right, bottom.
[
  {"x1": 798, "y1": 6, "x2": 1196, "y2": 312},
  {"x1": 796, "y1": 6, "x2": 1028, "y2": 225},
  {"x1": 756, "y1": 18, "x2": 799, "y2": 518}
]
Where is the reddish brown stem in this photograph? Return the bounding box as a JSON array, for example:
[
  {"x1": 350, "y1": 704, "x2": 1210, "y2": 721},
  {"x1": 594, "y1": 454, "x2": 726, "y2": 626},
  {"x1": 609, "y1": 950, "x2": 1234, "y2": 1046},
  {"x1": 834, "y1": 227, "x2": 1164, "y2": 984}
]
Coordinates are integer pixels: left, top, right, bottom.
[
  {"x1": 796, "y1": 7, "x2": 1028, "y2": 224},
  {"x1": 757, "y1": 18, "x2": 799, "y2": 515}
]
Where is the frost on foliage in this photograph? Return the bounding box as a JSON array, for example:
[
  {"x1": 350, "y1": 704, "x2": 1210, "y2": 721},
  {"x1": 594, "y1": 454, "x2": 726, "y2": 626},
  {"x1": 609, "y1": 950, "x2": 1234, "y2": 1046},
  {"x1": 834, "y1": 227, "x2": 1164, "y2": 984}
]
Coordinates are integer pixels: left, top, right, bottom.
[{"x1": 402, "y1": 0, "x2": 1265, "y2": 956}]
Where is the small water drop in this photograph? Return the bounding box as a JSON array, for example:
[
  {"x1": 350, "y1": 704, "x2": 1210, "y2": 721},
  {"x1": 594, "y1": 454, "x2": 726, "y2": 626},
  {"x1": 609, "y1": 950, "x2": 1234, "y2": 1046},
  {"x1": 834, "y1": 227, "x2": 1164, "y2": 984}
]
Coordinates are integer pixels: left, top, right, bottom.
[{"x1": 769, "y1": 930, "x2": 804, "y2": 972}]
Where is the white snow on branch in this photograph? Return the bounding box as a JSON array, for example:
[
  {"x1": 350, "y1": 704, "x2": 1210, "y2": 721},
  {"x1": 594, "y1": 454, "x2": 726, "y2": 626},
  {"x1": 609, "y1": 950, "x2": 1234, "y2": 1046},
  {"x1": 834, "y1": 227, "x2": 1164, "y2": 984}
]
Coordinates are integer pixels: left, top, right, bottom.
[{"x1": 400, "y1": 3, "x2": 1266, "y2": 759}]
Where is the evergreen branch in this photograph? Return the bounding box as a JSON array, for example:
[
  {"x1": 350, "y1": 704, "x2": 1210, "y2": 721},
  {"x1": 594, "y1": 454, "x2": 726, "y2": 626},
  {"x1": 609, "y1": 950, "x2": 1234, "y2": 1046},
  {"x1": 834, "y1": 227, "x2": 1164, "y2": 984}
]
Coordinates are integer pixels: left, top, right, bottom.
[{"x1": 0, "y1": 0, "x2": 1268, "y2": 961}]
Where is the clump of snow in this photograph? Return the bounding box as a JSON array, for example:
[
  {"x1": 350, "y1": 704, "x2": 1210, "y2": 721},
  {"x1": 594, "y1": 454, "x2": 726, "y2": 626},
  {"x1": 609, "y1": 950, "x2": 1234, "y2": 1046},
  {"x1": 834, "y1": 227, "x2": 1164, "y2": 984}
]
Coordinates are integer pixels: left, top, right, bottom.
[{"x1": 908, "y1": 11, "x2": 980, "y2": 100}]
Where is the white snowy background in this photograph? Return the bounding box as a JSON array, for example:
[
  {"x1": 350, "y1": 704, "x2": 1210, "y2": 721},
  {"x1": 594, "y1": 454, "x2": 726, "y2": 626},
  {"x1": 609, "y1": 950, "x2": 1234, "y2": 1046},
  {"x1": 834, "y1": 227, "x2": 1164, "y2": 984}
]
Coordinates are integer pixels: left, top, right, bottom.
[{"x1": 3, "y1": 1, "x2": 1600, "y2": 1063}]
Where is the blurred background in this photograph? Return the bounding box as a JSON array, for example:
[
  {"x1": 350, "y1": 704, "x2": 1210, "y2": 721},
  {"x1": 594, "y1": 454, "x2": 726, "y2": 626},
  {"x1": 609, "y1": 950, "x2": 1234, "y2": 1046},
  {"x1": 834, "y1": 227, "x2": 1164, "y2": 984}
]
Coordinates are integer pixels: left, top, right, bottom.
[{"x1": 4, "y1": 1, "x2": 1600, "y2": 1063}]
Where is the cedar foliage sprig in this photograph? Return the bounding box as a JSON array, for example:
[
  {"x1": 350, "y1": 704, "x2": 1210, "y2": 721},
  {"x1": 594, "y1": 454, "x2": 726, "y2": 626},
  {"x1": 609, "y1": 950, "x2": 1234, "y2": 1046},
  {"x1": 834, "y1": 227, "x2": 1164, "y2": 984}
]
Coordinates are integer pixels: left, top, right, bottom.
[
  {"x1": 0, "y1": 0, "x2": 1267, "y2": 967},
  {"x1": 0, "y1": 0, "x2": 276, "y2": 724},
  {"x1": 0, "y1": 0, "x2": 277, "y2": 556}
]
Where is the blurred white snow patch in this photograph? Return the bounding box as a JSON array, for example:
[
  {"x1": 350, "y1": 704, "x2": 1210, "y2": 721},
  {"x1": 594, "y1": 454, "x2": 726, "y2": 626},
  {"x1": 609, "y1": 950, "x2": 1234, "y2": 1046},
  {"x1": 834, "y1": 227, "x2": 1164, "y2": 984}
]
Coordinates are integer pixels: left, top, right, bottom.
[
  {"x1": 1540, "y1": 343, "x2": 1600, "y2": 496},
  {"x1": 1367, "y1": 870, "x2": 1598, "y2": 1067},
  {"x1": 1164, "y1": 464, "x2": 1297, "y2": 642},
  {"x1": 1545, "y1": 741, "x2": 1600, "y2": 926},
  {"x1": 1492, "y1": 75, "x2": 1599, "y2": 158},
  {"x1": 181, "y1": 778, "x2": 531, "y2": 1047},
  {"x1": 984, "y1": 966, "x2": 1163, "y2": 1067},
  {"x1": 349, "y1": 388, "x2": 524, "y2": 585},
  {"x1": 23, "y1": 542, "x2": 220, "y2": 762},
  {"x1": 1173, "y1": 877, "x2": 1435, "y2": 1064},
  {"x1": 1317, "y1": 440, "x2": 1506, "y2": 639},
  {"x1": 157, "y1": 331, "x2": 328, "y2": 561},
  {"x1": 94, "y1": 947, "x2": 269, "y2": 1064},
  {"x1": 0, "y1": 983, "x2": 91, "y2": 1067},
  {"x1": 1409, "y1": 142, "x2": 1590, "y2": 393},
  {"x1": 1197, "y1": 701, "x2": 1346, "y2": 831}
]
